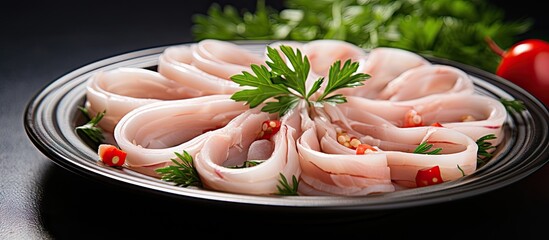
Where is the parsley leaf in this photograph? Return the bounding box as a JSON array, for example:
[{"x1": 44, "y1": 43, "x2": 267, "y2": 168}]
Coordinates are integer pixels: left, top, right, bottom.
[
  {"x1": 192, "y1": 0, "x2": 532, "y2": 73},
  {"x1": 230, "y1": 45, "x2": 369, "y2": 116}
]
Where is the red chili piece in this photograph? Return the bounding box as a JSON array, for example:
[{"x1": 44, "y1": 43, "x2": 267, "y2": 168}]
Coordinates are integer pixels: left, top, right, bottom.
[
  {"x1": 356, "y1": 144, "x2": 377, "y2": 155},
  {"x1": 98, "y1": 144, "x2": 127, "y2": 167},
  {"x1": 258, "y1": 120, "x2": 281, "y2": 140},
  {"x1": 430, "y1": 122, "x2": 443, "y2": 127},
  {"x1": 403, "y1": 109, "x2": 423, "y2": 127},
  {"x1": 415, "y1": 165, "x2": 443, "y2": 187}
]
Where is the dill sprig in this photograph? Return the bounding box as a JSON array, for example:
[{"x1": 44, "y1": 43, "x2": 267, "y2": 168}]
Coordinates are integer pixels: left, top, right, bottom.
[
  {"x1": 75, "y1": 107, "x2": 105, "y2": 144},
  {"x1": 155, "y1": 151, "x2": 202, "y2": 188},
  {"x1": 500, "y1": 98, "x2": 526, "y2": 113},
  {"x1": 476, "y1": 134, "x2": 497, "y2": 167},
  {"x1": 413, "y1": 142, "x2": 442, "y2": 155},
  {"x1": 276, "y1": 173, "x2": 299, "y2": 196}
]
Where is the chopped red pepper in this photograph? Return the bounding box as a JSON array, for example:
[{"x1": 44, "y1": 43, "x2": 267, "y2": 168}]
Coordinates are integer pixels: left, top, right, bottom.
[
  {"x1": 356, "y1": 144, "x2": 377, "y2": 155},
  {"x1": 258, "y1": 120, "x2": 281, "y2": 140},
  {"x1": 415, "y1": 165, "x2": 443, "y2": 187},
  {"x1": 430, "y1": 122, "x2": 443, "y2": 127},
  {"x1": 98, "y1": 144, "x2": 127, "y2": 167},
  {"x1": 403, "y1": 109, "x2": 423, "y2": 127}
]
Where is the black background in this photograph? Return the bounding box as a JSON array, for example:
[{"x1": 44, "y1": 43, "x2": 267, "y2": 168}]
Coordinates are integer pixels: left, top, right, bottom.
[{"x1": 1, "y1": 0, "x2": 548, "y2": 239}]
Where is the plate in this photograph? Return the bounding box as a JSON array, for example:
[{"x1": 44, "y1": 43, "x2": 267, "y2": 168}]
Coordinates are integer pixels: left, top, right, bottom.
[{"x1": 24, "y1": 41, "x2": 549, "y2": 211}]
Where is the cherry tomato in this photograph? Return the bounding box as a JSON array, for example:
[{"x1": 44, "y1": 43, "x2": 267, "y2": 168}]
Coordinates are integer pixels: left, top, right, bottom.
[
  {"x1": 98, "y1": 144, "x2": 127, "y2": 167},
  {"x1": 487, "y1": 38, "x2": 549, "y2": 106},
  {"x1": 415, "y1": 165, "x2": 443, "y2": 187}
]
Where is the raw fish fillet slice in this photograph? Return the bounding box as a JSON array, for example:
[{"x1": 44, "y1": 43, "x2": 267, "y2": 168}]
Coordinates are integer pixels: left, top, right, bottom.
[
  {"x1": 85, "y1": 67, "x2": 201, "y2": 132},
  {"x1": 376, "y1": 64, "x2": 475, "y2": 101},
  {"x1": 337, "y1": 47, "x2": 430, "y2": 99},
  {"x1": 194, "y1": 106, "x2": 302, "y2": 195},
  {"x1": 158, "y1": 45, "x2": 242, "y2": 95},
  {"x1": 341, "y1": 94, "x2": 507, "y2": 145},
  {"x1": 113, "y1": 95, "x2": 248, "y2": 176},
  {"x1": 319, "y1": 103, "x2": 479, "y2": 188},
  {"x1": 296, "y1": 108, "x2": 395, "y2": 196},
  {"x1": 191, "y1": 39, "x2": 265, "y2": 80}
]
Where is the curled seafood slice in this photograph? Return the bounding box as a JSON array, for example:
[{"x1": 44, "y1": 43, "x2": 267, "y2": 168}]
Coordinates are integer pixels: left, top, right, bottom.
[
  {"x1": 341, "y1": 95, "x2": 507, "y2": 145},
  {"x1": 113, "y1": 95, "x2": 248, "y2": 176},
  {"x1": 296, "y1": 108, "x2": 395, "y2": 196},
  {"x1": 376, "y1": 64, "x2": 475, "y2": 101},
  {"x1": 301, "y1": 39, "x2": 367, "y2": 76},
  {"x1": 191, "y1": 39, "x2": 265, "y2": 79},
  {"x1": 319, "y1": 104, "x2": 478, "y2": 188},
  {"x1": 338, "y1": 47, "x2": 430, "y2": 99},
  {"x1": 157, "y1": 45, "x2": 242, "y2": 95},
  {"x1": 194, "y1": 106, "x2": 302, "y2": 195},
  {"x1": 383, "y1": 127, "x2": 478, "y2": 188},
  {"x1": 85, "y1": 67, "x2": 200, "y2": 132}
]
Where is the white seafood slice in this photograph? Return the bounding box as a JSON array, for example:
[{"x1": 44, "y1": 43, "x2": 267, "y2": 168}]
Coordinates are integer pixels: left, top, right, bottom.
[
  {"x1": 340, "y1": 95, "x2": 507, "y2": 145},
  {"x1": 301, "y1": 39, "x2": 368, "y2": 76},
  {"x1": 338, "y1": 47, "x2": 430, "y2": 99},
  {"x1": 157, "y1": 45, "x2": 242, "y2": 94},
  {"x1": 113, "y1": 95, "x2": 248, "y2": 176},
  {"x1": 191, "y1": 39, "x2": 265, "y2": 79},
  {"x1": 296, "y1": 107, "x2": 395, "y2": 196},
  {"x1": 194, "y1": 106, "x2": 302, "y2": 195},
  {"x1": 85, "y1": 67, "x2": 200, "y2": 132},
  {"x1": 318, "y1": 103, "x2": 479, "y2": 188},
  {"x1": 376, "y1": 64, "x2": 475, "y2": 101}
]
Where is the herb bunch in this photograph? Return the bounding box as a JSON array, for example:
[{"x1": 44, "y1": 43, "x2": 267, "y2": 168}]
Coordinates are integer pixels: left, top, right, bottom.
[{"x1": 192, "y1": 0, "x2": 532, "y2": 73}]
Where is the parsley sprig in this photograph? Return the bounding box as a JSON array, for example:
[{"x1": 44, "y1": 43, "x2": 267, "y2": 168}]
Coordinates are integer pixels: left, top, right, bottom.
[
  {"x1": 230, "y1": 45, "x2": 370, "y2": 116},
  {"x1": 155, "y1": 151, "x2": 202, "y2": 188},
  {"x1": 75, "y1": 107, "x2": 105, "y2": 144}
]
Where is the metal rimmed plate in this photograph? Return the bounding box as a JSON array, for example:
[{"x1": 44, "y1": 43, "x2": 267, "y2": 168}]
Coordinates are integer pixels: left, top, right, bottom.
[{"x1": 24, "y1": 41, "x2": 549, "y2": 212}]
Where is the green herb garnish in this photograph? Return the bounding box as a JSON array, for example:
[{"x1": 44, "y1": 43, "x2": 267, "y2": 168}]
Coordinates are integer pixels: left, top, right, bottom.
[
  {"x1": 476, "y1": 134, "x2": 497, "y2": 167},
  {"x1": 230, "y1": 45, "x2": 369, "y2": 116},
  {"x1": 192, "y1": 0, "x2": 532, "y2": 73},
  {"x1": 75, "y1": 107, "x2": 105, "y2": 144},
  {"x1": 457, "y1": 164, "x2": 465, "y2": 176},
  {"x1": 228, "y1": 160, "x2": 263, "y2": 168},
  {"x1": 413, "y1": 142, "x2": 442, "y2": 155},
  {"x1": 276, "y1": 173, "x2": 299, "y2": 196},
  {"x1": 500, "y1": 98, "x2": 526, "y2": 113},
  {"x1": 155, "y1": 151, "x2": 202, "y2": 188}
]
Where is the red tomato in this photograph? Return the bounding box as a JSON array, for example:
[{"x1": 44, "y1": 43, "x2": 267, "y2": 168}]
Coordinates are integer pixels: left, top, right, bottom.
[
  {"x1": 488, "y1": 38, "x2": 549, "y2": 106},
  {"x1": 415, "y1": 165, "x2": 443, "y2": 187},
  {"x1": 98, "y1": 144, "x2": 127, "y2": 167}
]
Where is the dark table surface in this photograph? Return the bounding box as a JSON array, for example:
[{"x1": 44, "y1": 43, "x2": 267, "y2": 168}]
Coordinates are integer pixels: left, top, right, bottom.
[{"x1": 2, "y1": 0, "x2": 549, "y2": 239}]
